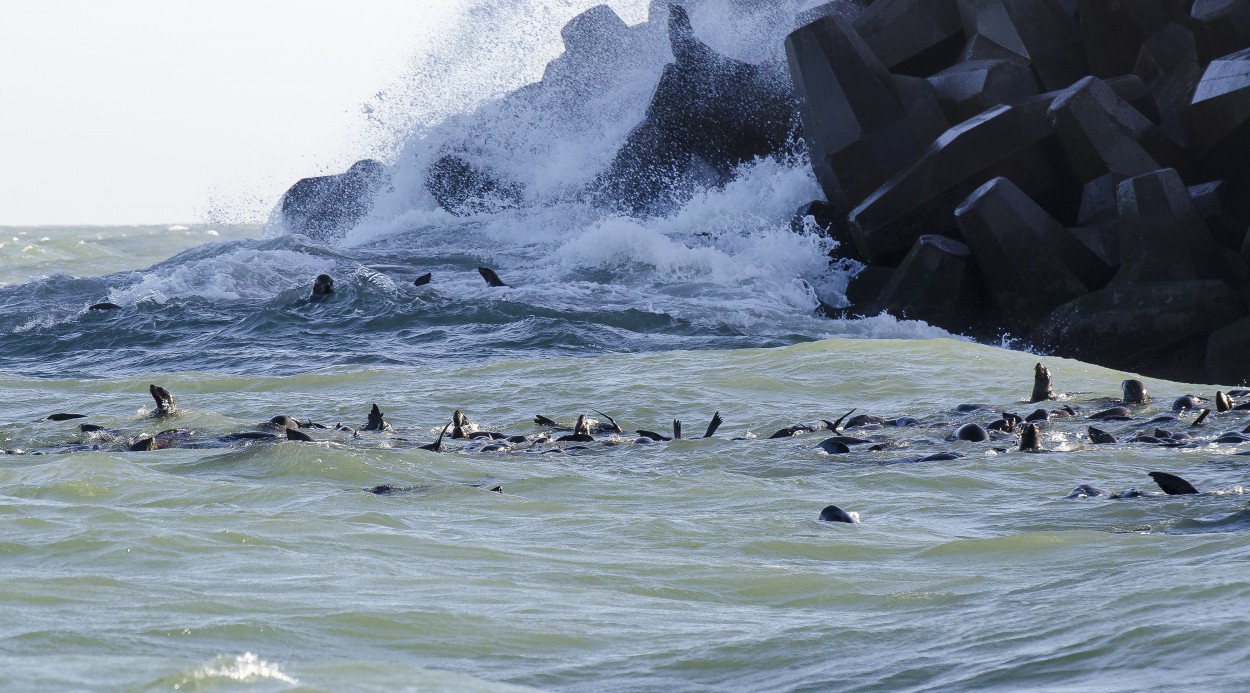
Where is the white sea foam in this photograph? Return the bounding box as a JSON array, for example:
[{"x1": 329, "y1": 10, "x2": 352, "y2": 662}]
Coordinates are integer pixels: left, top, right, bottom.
[{"x1": 173, "y1": 653, "x2": 298, "y2": 688}]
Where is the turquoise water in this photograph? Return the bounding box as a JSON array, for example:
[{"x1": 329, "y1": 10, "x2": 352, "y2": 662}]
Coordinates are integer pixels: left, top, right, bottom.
[{"x1": 2, "y1": 233, "x2": 1248, "y2": 690}]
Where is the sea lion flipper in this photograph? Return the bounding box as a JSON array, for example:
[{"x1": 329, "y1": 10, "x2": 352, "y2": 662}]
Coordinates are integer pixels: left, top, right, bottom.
[
  {"x1": 286, "y1": 428, "x2": 314, "y2": 442},
  {"x1": 672, "y1": 419, "x2": 682, "y2": 440},
  {"x1": 702, "y1": 411, "x2": 722, "y2": 438},
  {"x1": 420, "y1": 422, "x2": 452, "y2": 452},
  {"x1": 827, "y1": 408, "x2": 856, "y2": 433},
  {"x1": 534, "y1": 415, "x2": 558, "y2": 427},
  {"x1": 1148, "y1": 471, "x2": 1199, "y2": 495},
  {"x1": 592, "y1": 409, "x2": 623, "y2": 434}
]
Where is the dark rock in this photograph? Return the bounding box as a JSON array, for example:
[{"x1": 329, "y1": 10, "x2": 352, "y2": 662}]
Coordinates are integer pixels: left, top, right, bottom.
[
  {"x1": 1207, "y1": 316, "x2": 1250, "y2": 384},
  {"x1": 1184, "y1": 48, "x2": 1250, "y2": 180},
  {"x1": 1104, "y1": 74, "x2": 1163, "y2": 125},
  {"x1": 594, "y1": 6, "x2": 797, "y2": 212},
  {"x1": 957, "y1": 0, "x2": 1088, "y2": 91},
  {"x1": 875, "y1": 235, "x2": 985, "y2": 331},
  {"x1": 1135, "y1": 23, "x2": 1203, "y2": 146},
  {"x1": 1076, "y1": 174, "x2": 1118, "y2": 226},
  {"x1": 1046, "y1": 76, "x2": 1184, "y2": 184},
  {"x1": 843, "y1": 264, "x2": 895, "y2": 311},
  {"x1": 784, "y1": 15, "x2": 946, "y2": 211},
  {"x1": 954, "y1": 178, "x2": 1107, "y2": 328},
  {"x1": 1190, "y1": 0, "x2": 1250, "y2": 65},
  {"x1": 1035, "y1": 280, "x2": 1245, "y2": 382},
  {"x1": 927, "y1": 59, "x2": 1039, "y2": 124},
  {"x1": 1078, "y1": 0, "x2": 1187, "y2": 78},
  {"x1": 852, "y1": 0, "x2": 964, "y2": 76},
  {"x1": 1067, "y1": 224, "x2": 1120, "y2": 271},
  {"x1": 1189, "y1": 179, "x2": 1250, "y2": 250},
  {"x1": 1112, "y1": 168, "x2": 1246, "y2": 287},
  {"x1": 425, "y1": 155, "x2": 523, "y2": 216},
  {"x1": 280, "y1": 159, "x2": 387, "y2": 239},
  {"x1": 848, "y1": 94, "x2": 1070, "y2": 264},
  {"x1": 791, "y1": 200, "x2": 860, "y2": 261}
]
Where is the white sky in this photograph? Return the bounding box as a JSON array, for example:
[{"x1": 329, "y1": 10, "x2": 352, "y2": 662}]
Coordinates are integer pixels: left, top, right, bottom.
[{"x1": 0, "y1": 1, "x2": 459, "y2": 225}]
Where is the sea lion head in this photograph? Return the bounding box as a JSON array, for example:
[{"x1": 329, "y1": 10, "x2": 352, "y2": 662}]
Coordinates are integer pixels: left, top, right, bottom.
[{"x1": 311, "y1": 274, "x2": 334, "y2": 298}]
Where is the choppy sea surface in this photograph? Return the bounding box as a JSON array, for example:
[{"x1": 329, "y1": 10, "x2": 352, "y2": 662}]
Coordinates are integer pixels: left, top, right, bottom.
[{"x1": 1, "y1": 224, "x2": 1249, "y2": 692}]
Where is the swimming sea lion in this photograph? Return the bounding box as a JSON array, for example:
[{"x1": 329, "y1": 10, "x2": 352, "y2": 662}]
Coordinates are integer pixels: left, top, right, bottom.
[
  {"x1": 311, "y1": 274, "x2": 334, "y2": 298},
  {"x1": 1216, "y1": 391, "x2": 1233, "y2": 413},
  {"x1": 413, "y1": 273, "x2": 432, "y2": 287},
  {"x1": 130, "y1": 437, "x2": 158, "y2": 451},
  {"x1": 1019, "y1": 423, "x2": 1042, "y2": 451},
  {"x1": 590, "y1": 410, "x2": 624, "y2": 434},
  {"x1": 556, "y1": 415, "x2": 594, "y2": 443},
  {"x1": 820, "y1": 409, "x2": 855, "y2": 432},
  {"x1": 955, "y1": 423, "x2": 989, "y2": 442},
  {"x1": 478, "y1": 267, "x2": 507, "y2": 287},
  {"x1": 1088, "y1": 406, "x2": 1130, "y2": 420},
  {"x1": 1087, "y1": 426, "x2": 1117, "y2": 444},
  {"x1": 46, "y1": 413, "x2": 87, "y2": 421},
  {"x1": 987, "y1": 412, "x2": 1022, "y2": 432},
  {"x1": 1030, "y1": 363, "x2": 1056, "y2": 403},
  {"x1": 80, "y1": 423, "x2": 106, "y2": 433},
  {"x1": 816, "y1": 438, "x2": 850, "y2": 454},
  {"x1": 1122, "y1": 379, "x2": 1149, "y2": 404},
  {"x1": 149, "y1": 384, "x2": 176, "y2": 417},
  {"x1": 451, "y1": 410, "x2": 472, "y2": 439},
  {"x1": 1172, "y1": 395, "x2": 1202, "y2": 411},
  {"x1": 1025, "y1": 408, "x2": 1050, "y2": 422},
  {"x1": 89, "y1": 302, "x2": 122, "y2": 311},
  {"x1": 818, "y1": 504, "x2": 861, "y2": 523}
]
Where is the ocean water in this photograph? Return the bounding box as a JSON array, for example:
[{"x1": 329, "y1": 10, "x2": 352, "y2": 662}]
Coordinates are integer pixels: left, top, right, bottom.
[{"x1": 4, "y1": 0, "x2": 1250, "y2": 690}]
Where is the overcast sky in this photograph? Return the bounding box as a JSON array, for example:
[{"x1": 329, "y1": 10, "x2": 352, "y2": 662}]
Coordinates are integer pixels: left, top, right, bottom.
[{"x1": 0, "y1": 1, "x2": 456, "y2": 225}]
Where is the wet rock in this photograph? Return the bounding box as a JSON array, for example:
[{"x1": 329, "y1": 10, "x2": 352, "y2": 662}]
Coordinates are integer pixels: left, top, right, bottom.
[
  {"x1": 1184, "y1": 48, "x2": 1250, "y2": 180},
  {"x1": 1112, "y1": 168, "x2": 1246, "y2": 286},
  {"x1": 1190, "y1": 0, "x2": 1250, "y2": 65},
  {"x1": 957, "y1": 0, "x2": 1088, "y2": 91},
  {"x1": 1078, "y1": 0, "x2": 1187, "y2": 78},
  {"x1": 927, "y1": 59, "x2": 1039, "y2": 124},
  {"x1": 425, "y1": 155, "x2": 523, "y2": 216},
  {"x1": 1046, "y1": 76, "x2": 1184, "y2": 184},
  {"x1": 1076, "y1": 174, "x2": 1118, "y2": 226},
  {"x1": 843, "y1": 265, "x2": 895, "y2": 312},
  {"x1": 875, "y1": 235, "x2": 984, "y2": 330},
  {"x1": 791, "y1": 201, "x2": 860, "y2": 262},
  {"x1": 848, "y1": 95, "x2": 1069, "y2": 264},
  {"x1": 1067, "y1": 224, "x2": 1119, "y2": 272},
  {"x1": 1135, "y1": 23, "x2": 1203, "y2": 146},
  {"x1": 280, "y1": 159, "x2": 387, "y2": 239},
  {"x1": 852, "y1": 0, "x2": 964, "y2": 76},
  {"x1": 1207, "y1": 316, "x2": 1250, "y2": 385},
  {"x1": 1104, "y1": 74, "x2": 1162, "y2": 125},
  {"x1": 1035, "y1": 280, "x2": 1245, "y2": 382},
  {"x1": 595, "y1": 6, "x2": 797, "y2": 212},
  {"x1": 784, "y1": 15, "x2": 946, "y2": 211},
  {"x1": 954, "y1": 178, "x2": 1106, "y2": 328}
]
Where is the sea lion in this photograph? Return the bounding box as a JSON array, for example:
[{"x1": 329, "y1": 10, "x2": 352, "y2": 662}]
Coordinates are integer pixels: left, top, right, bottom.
[
  {"x1": 1089, "y1": 406, "x2": 1130, "y2": 420},
  {"x1": 1172, "y1": 395, "x2": 1203, "y2": 411},
  {"x1": 364, "y1": 403, "x2": 392, "y2": 432},
  {"x1": 590, "y1": 410, "x2": 624, "y2": 434},
  {"x1": 1019, "y1": 423, "x2": 1042, "y2": 451},
  {"x1": 815, "y1": 438, "x2": 850, "y2": 454},
  {"x1": 149, "y1": 384, "x2": 176, "y2": 417},
  {"x1": 818, "y1": 504, "x2": 860, "y2": 523},
  {"x1": 1191, "y1": 409, "x2": 1210, "y2": 427},
  {"x1": 266, "y1": 415, "x2": 304, "y2": 429},
  {"x1": 955, "y1": 423, "x2": 989, "y2": 442},
  {"x1": 311, "y1": 274, "x2": 334, "y2": 298},
  {"x1": 478, "y1": 267, "x2": 507, "y2": 287},
  {"x1": 89, "y1": 302, "x2": 122, "y2": 311},
  {"x1": 844, "y1": 414, "x2": 884, "y2": 429},
  {"x1": 918, "y1": 452, "x2": 962, "y2": 462},
  {"x1": 987, "y1": 412, "x2": 1022, "y2": 432},
  {"x1": 820, "y1": 409, "x2": 856, "y2": 432},
  {"x1": 1087, "y1": 426, "x2": 1117, "y2": 444},
  {"x1": 1030, "y1": 363, "x2": 1056, "y2": 403},
  {"x1": 1216, "y1": 391, "x2": 1233, "y2": 413},
  {"x1": 80, "y1": 423, "x2": 106, "y2": 433},
  {"x1": 769, "y1": 424, "x2": 814, "y2": 439},
  {"x1": 1122, "y1": 379, "x2": 1149, "y2": 404},
  {"x1": 1025, "y1": 408, "x2": 1050, "y2": 422},
  {"x1": 556, "y1": 415, "x2": 594, "y2": 443},
  {"x1": 46, "y1": 413, "x2": 87, "y2": 421},
  {"x1": 130, "y1": 437, "x2": 158, "y2": 451},
  {"x1": 451, "y1": 410, "x2": 473, "y2": 439},
  {"x1": 413, "y1": 273, "x2": 432, "y2": 287}
]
